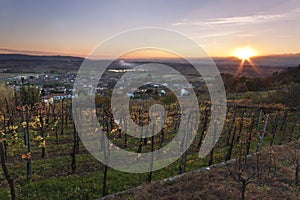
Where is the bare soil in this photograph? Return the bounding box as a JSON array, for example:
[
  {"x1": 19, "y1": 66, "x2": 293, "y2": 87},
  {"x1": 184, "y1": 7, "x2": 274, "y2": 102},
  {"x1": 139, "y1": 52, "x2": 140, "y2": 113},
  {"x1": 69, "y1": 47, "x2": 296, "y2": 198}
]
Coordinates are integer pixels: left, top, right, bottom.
[{"x1": 106, "y1": 140, "x2": 300, "y2": 200}]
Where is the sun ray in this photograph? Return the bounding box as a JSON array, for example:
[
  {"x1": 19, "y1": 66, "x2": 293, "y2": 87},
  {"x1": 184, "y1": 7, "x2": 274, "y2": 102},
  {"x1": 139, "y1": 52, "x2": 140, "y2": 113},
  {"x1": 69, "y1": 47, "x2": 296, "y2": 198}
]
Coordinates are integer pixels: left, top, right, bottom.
[
  {"x1": 236, "y1": 59, "x2": 246, "y2": 76},
  {"x1": 247, "y1": 58, "x2": 260, "y2": 74}
]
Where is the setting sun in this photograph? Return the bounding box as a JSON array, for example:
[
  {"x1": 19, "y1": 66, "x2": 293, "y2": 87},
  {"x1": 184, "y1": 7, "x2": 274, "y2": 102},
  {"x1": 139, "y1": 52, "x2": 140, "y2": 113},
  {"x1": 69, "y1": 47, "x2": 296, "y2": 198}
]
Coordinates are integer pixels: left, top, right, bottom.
[
  {"x1": 235, "y1": 47, "x2": 257, "y2": 60},
  {"x1": 234, "y1": 47, "x2": 259, "y2": 76}
]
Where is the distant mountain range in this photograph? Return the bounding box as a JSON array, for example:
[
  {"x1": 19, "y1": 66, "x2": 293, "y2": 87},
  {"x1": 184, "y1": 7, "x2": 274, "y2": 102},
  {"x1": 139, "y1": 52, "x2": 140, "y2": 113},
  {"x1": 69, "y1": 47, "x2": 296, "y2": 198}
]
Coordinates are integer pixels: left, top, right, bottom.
[
  {"x1": 0, "y1": 54, "x2": 84, "y2": 62},
  {"x1": 0, "y1": 53, "x2": 299, "y2": 77},
  {"x1": 213, "y1": 54, "x2": 300, "y2": 67},
  {"x1": 0, "y1": 53, "x2": 299, "y2": 66},
  {"x1": 0, "y1": 54, "x2": 84, "y2": 73}
]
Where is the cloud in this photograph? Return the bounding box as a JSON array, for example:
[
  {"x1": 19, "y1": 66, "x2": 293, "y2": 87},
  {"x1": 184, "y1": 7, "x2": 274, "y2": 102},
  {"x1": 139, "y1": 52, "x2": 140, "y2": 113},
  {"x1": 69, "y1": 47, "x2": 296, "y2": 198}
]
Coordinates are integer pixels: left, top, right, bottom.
[
  {"x1": 172, "y1": 14, "x2": 285, "y2": 27},
  {"x1": 191, "y1": 32, "x2": 256, "y2": 39},
  {"x1": 206, "y1": 14, "x2": 282, "y2": 25}
]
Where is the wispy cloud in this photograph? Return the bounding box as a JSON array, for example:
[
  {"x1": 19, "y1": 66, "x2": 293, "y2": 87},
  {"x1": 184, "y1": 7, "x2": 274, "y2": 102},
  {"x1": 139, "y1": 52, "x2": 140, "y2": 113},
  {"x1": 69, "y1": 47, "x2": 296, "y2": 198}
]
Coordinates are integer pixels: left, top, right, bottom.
[
  {"x1": 172, "y1": 14, "x2": 284, "y2": 27},
  {"x1": 206, "y1": 14, "x2": 282, "y2": 25},
  {"x1": 191, "y1": 32, "x2": 256, "y2": 39}
]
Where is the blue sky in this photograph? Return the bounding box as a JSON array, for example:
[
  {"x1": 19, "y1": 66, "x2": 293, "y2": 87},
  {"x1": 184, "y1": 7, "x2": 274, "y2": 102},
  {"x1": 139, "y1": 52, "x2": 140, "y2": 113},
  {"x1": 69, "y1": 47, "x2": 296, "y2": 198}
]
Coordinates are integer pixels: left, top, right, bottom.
[{"x1": 0, "y1": 0, "x2": 300, "y2": 57}]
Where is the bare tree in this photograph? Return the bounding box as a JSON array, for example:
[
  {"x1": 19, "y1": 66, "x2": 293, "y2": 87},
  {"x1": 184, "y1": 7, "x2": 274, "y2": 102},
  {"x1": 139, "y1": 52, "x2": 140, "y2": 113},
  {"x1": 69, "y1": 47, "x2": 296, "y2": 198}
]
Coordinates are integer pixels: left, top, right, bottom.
[{"x1": 227, "y1": 154, "x2": 256, "y2": 200}]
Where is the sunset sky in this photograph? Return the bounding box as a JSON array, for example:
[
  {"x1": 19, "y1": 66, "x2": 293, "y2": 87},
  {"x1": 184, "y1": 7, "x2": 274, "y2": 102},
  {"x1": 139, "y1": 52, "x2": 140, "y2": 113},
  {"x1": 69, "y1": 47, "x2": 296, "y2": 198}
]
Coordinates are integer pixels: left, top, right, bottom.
[{"x1": 0, "y1": 0, "x2": 300, "y2": 58}]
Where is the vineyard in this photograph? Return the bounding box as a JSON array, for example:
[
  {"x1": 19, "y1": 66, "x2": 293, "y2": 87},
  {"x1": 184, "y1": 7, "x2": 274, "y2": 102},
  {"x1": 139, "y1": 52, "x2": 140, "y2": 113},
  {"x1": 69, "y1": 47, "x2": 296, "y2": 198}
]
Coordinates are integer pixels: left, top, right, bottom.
[
  {"x1": 1, "y1": 1, "x2": 300, "y2": 199},
  {"x1": 0, "y1": 89, "x2": 299, "y2": 199}
]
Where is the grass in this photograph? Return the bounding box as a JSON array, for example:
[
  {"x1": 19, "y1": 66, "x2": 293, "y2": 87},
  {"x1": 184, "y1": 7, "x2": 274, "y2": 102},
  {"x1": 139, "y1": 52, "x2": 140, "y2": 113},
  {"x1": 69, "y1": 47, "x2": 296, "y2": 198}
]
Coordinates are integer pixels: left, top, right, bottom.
[
  {"x1": 0, "y1": 103, "x2": 299, "y2": 199},
  {"x1": 112, "y1": 140, "x2": 300, "y2": 200}
]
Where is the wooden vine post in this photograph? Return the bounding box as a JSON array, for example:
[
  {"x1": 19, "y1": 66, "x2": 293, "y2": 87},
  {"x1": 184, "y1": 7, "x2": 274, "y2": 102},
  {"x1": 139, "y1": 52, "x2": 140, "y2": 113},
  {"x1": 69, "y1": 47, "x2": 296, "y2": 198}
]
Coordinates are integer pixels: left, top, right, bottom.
[
  {"x1": 25, "y1": 106, "x2": 32, "y2": 179},
  {"x1": 0, "y1": 141, "x2": 16, "y2": 200}
]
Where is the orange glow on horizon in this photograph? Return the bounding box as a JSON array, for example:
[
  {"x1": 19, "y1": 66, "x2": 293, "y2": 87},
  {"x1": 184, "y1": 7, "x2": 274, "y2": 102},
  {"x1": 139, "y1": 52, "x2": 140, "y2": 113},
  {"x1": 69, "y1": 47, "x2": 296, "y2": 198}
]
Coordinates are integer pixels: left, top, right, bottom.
[{"x1": 120, "y1": 49, "x2": 180, "y2": 60}]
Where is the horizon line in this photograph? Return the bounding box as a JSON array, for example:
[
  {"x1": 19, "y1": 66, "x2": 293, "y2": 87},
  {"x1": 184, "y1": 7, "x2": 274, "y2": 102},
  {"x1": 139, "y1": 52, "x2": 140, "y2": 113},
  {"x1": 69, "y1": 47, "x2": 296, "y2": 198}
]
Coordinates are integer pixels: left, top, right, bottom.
[{"x1": 1, "y1": 48, "x2": 300, "y2": 60}]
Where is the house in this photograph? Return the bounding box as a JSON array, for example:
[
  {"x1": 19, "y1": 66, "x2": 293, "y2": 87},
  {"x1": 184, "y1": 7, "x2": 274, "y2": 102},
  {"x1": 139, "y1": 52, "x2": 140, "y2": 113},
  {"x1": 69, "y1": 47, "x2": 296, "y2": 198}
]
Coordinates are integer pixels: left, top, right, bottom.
[
  {"x1": 41, "y1": 93, "x2": 78, "y2": 103},
  {"x1": 180, "y1": 88, "x2": 190, "y2": 96},
  {"x1": 42, "y1": 95, "x2": 54, "y2": 104},
  {"x1": 52, "y1": 93, "x2": 78, "y2": 101}
]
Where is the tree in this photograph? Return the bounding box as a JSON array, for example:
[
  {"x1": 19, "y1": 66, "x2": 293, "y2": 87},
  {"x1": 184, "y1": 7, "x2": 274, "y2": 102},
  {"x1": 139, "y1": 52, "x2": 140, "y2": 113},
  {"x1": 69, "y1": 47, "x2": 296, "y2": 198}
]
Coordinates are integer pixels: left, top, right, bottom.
[
  {"x1": 18, "y1": 84, "x2": 41, "y2": 107},
  {"x1": 227, "y1": 154, "x2": 256, "y2": 200}
]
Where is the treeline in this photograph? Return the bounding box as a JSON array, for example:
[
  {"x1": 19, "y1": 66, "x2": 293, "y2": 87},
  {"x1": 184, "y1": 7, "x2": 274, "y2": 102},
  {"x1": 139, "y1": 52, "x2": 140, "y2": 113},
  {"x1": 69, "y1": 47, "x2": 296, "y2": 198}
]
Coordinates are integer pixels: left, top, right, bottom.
[{"x1": 222, "y1": 65, "x2": 300, "y2": 93}]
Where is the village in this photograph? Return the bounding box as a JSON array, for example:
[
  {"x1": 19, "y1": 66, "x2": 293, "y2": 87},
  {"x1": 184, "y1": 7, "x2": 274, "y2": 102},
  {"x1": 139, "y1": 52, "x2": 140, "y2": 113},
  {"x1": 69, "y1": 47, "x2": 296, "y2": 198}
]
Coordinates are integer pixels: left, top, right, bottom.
[{"x1": 3, "y1": 61, "x2": 209, "y2": 105}]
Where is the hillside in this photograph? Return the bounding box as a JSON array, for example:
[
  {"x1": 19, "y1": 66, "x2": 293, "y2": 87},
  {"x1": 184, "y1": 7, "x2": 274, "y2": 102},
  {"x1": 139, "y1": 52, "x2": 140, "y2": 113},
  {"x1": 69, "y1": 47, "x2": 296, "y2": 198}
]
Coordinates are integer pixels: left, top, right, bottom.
[
  {"x1": 105, "y1": 141, "x2": 300, "y2": 200},
  {"x1": 214, "y1": 53, "x2": 300, "y2": 67},
  {"x1": 0, "y1": 53, "x2": 299, "y2": 77},
  {"x1": 0, "y1": 54, "x2": 84, "y2": 73}
]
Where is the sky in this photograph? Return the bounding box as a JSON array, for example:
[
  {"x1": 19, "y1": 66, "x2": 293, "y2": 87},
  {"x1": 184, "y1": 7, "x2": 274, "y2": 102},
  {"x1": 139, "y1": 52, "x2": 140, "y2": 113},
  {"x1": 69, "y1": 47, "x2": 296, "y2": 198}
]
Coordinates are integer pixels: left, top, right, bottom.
[{"x1": 0, "y1": 0, "x2": 300, "y2": 58}]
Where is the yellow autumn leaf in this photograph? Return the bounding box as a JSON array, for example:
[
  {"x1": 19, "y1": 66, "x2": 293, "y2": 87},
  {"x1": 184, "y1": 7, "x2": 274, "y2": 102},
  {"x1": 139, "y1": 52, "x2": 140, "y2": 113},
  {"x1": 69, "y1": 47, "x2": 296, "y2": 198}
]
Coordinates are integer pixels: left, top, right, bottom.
[{"x1": 21, "y1": 122, "x2": 27, "y2": 128}]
